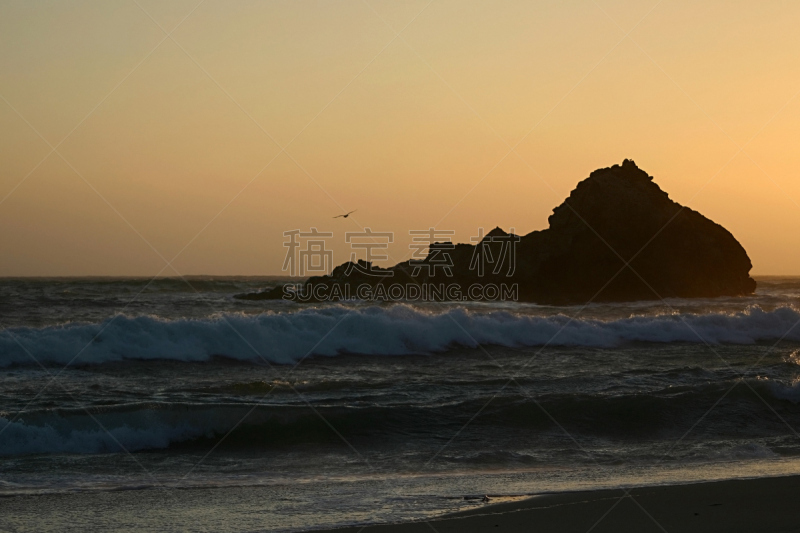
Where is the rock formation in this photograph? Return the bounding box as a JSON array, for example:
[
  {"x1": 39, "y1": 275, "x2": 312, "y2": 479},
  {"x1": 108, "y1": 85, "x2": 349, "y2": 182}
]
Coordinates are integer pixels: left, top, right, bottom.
[{"x1": 240, "y1": 160, "x2": 756, "y2": 304}]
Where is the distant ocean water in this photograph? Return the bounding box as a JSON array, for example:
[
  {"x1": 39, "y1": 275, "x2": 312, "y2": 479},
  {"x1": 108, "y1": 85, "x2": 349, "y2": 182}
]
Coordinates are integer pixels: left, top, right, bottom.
[{"x1": 2, "y1": 277, "x2": 800, "y2": 532}]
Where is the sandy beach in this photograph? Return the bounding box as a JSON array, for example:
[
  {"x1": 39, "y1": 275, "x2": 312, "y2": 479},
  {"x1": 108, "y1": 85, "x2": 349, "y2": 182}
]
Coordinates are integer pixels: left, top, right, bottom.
[{"x1": 319, "y1": 475, "x2": 800, "y2": 533}]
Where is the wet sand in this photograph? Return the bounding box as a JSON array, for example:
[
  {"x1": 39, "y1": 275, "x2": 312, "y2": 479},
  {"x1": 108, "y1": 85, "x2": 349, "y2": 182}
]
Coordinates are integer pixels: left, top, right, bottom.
[{"x1": 318, "y1": 475, "x2": 800, "y2": 533}]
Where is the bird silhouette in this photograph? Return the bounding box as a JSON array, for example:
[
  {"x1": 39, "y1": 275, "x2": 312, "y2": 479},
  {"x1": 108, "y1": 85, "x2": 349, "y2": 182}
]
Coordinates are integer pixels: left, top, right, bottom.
[{"x1": 333, "y1": 210, "x2": 357, "y2": 219}]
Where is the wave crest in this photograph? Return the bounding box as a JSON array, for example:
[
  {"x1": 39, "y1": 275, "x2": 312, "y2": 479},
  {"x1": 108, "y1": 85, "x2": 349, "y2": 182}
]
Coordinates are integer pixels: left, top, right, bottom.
[
  {"x1": 1, "y1": 305, "x2": 799, "y2": 367},
  {"x1": 3, "y1": 377, "x2": 800, "y2": 456}
]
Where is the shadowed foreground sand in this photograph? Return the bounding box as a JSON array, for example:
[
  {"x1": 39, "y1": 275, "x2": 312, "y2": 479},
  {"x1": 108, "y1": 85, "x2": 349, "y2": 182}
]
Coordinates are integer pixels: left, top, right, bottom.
[{"x1": 318, "y1": 475, "x2": 800, "y2": 533}]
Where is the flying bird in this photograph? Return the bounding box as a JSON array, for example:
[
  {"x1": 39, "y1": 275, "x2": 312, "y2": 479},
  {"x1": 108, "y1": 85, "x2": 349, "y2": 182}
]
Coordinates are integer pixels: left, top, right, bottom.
[{"x1": 333, "y1": 210, "x2": 357, "y2": 219}]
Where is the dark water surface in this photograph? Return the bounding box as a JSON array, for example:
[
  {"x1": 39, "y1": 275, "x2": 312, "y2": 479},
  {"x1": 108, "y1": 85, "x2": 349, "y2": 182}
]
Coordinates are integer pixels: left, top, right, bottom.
[{"x1": 2, "y1": 277, "x2": 800, "y2": 531}]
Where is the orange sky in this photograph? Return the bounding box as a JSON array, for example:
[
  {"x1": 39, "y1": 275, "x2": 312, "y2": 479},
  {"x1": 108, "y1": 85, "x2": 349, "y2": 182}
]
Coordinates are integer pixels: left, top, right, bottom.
[{"x1": 1, "y1": 0, "x2": 799, "y2": 276}]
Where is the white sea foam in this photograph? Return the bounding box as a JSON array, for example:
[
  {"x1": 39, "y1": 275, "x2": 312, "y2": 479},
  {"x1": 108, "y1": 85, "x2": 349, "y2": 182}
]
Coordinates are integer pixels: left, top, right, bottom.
[{"x1": 1, "y1": 305, "x2": 799, "y2": 367}]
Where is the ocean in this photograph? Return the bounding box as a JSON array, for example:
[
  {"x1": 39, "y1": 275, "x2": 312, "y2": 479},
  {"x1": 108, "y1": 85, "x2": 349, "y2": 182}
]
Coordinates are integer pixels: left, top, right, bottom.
[{"x1": 2, "y1": 276, "x2": 800, "y2": 532}]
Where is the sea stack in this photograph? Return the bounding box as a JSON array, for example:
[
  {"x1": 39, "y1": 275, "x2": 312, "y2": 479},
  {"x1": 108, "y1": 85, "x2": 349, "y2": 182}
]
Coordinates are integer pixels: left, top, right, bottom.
[
  {"x1": 243, "y1": 160, "x2": 757, "y2": 304},
  {"x1": 509, "y1": 159, "x2": 757, "y2": 302}
]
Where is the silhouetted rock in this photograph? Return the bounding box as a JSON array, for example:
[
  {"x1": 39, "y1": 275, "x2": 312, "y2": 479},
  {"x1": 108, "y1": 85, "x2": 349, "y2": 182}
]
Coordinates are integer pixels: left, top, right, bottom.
[
  {"x1": 241, "y1": 160, "x2": 756, "y2": 304},
  {"x1": 234, "y1": 285, "x2": 285, "y2": 300},
  {"x1": 513, "y1": 159, "x2": 757, "y2": 302}
]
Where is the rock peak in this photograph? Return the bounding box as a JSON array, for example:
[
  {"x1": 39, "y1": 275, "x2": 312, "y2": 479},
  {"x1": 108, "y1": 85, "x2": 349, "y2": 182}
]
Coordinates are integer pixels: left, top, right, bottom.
[
  {"x1": 486, "y1": 226, "x2": 508, "y2": 238},
  {"x1": 588, "y1": 159, "x2": 653, "y2": 182}
]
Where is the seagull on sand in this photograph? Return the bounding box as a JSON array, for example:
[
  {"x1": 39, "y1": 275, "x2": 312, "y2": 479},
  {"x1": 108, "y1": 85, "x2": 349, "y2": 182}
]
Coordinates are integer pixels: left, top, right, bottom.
[{"x1": 333, "y1": 210, "x2": 357, "y2": 219}]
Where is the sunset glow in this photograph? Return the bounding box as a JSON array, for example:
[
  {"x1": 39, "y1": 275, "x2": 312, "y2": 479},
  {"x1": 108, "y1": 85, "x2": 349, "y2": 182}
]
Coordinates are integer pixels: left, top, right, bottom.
[{"x1": 2, "y1": 0, "x2": 799, "y2": 276}]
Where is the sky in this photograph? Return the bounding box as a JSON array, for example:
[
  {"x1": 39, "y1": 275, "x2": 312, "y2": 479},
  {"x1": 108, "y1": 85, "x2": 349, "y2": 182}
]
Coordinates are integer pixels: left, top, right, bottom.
[{"x1": 1, "y1": 0, "x2": 799, "y2": 277}]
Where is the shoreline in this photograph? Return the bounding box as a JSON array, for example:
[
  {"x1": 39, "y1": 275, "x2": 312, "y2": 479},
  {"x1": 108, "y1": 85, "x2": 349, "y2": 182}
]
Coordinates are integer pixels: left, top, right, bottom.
[{"x1": 315, "y1": 474, "x2": 800, "y2": 533}]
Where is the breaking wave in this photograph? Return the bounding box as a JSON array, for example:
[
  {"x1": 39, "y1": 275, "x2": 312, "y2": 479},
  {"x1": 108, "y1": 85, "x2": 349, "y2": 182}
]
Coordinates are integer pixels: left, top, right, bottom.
[
  {"x1": 1, "y1": 305, "x2": 799, "y2": 367},
  {"x1": 3, "y1": 377, "x2": 800, "y2": 456}
]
